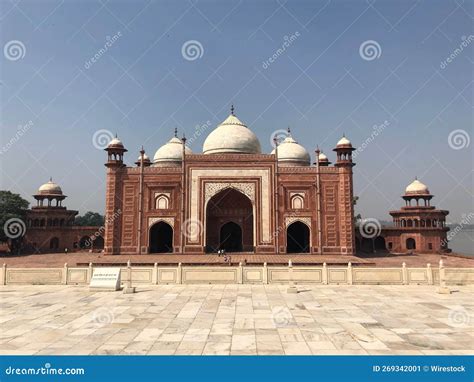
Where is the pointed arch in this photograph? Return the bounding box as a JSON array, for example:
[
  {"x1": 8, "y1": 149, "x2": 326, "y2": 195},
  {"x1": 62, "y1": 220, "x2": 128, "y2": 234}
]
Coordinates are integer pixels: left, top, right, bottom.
[
  {"x1": 286, "y1": 221, "x2": 310, "y2": 253},
  {"x1": 149, "y1": 221, "x2": 173, "y2": 253}
]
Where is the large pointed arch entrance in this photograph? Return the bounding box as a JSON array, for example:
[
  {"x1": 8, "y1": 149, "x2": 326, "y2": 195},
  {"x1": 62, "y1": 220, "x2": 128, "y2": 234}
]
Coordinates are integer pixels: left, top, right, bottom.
[
  {"x1": 206, "y1": 188, "x2": 253, "y2": 252},
  {"x1": 149, "y1": 221, "x2": 173, "y2": 253}
]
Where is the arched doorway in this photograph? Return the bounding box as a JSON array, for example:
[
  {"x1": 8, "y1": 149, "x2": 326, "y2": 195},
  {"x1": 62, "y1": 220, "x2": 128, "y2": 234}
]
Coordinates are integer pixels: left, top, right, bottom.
[
  {"x1": 49, "y1": 237, "x2": 59, "y2": 250},
  {"x1": 206, "y1": 188, "x2": 253, "y2": 253},
  {"x1": 219, "y1": 222, "x2": 243, "y2": 252},
  {"x1": 406, "y1": 238, "x2": 416, "y2": 250},
  {"x1": 286, "y1": 221, "x2": 310, "y2": 253},
  {"x1": 79, "y1": 236, "x2": 91, "y2": 249},
  {"x1": 149, "y1": 222, "x2": 173, "y2": 253}
]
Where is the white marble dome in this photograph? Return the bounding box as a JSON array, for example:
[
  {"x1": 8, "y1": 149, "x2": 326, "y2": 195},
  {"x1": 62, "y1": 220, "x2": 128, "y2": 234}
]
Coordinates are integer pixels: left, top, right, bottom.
[
  {"x1": 318, "y1": 152, "x2": 328, "y2": 161},
  {"x1": 107, "y1": 137, "x2": 124, "y2": 148},
  {"x1": 336, "y1": 135, "x2": 352, "y2": 147},
  {"x1": 153, "y1": 137, "x2": 192, "y2": 164},
  {"x1": 271, "y1": 134, "x2": 310, "y2": 166},
  {"x1": 203, "y1": 113, "x2": 261, "y2": 155},
  {"x1": 405, "y1": 179, "x2": 430, "y2": 195},
  {"x1": 38, "y1": 179, "x2": 62, "y2": 195},
  {"x1": 137, "y1": 153, "x2": 150, "y2": 161}
]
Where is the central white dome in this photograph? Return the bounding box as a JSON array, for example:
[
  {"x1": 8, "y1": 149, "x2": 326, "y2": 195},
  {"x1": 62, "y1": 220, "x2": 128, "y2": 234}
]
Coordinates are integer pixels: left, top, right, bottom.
[{"x1": 203, "y1": 113, "x2": 261, "y2": 155}]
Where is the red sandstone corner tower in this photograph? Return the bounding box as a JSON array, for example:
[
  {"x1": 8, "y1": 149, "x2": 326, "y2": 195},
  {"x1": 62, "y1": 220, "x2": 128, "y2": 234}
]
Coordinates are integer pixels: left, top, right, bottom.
[
  {"x1": 382, "y1": 179, "x2": 449, "y2": 253},
  {"x1": 103, "y1": 109, "x2": 356, "y2": 256}
]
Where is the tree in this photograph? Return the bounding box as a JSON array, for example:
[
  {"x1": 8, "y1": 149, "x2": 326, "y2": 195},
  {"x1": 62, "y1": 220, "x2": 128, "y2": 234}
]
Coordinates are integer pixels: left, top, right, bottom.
[
  {"x1": 0, "y1": 191, "x2": 29, "y2": 254},
  {"x1": 75, "y1": 211, "x2": 104, "y2": 226}
]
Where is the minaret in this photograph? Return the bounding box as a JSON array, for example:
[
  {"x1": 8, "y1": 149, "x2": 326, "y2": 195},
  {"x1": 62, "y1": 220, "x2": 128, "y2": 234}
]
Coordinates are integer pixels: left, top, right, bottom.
[
  {"x1": 333, "y1": 134, "x2": 355, "y2": 167},
  {"x1": 105, "y1": 135, "x2": 127, "y2": 168},
  {"x1": 333, "y1": 135, "x2": 356, "y2": 255},
  {"x1": 104, "y1": 135, "x2": 127, "y2": 255}
]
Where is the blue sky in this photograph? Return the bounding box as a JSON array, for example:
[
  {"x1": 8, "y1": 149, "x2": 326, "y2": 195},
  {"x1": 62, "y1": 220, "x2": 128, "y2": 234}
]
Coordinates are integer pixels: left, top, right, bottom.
[{"x1": 1, "y1": 0, "x2": 472, "y2": 222}]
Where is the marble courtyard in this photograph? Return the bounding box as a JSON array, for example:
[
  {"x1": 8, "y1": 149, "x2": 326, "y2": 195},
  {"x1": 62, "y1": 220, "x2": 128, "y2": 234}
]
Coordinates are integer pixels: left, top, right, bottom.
[{"x1": 0, "y1": 284, "x2": 472, "y2": 355}]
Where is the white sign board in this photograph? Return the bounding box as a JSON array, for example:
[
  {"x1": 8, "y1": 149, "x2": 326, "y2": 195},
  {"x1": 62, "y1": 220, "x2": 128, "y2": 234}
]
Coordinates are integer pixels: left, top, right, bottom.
[{"x1": 90, "y1": 268, "x2": 121, "y2": 291}]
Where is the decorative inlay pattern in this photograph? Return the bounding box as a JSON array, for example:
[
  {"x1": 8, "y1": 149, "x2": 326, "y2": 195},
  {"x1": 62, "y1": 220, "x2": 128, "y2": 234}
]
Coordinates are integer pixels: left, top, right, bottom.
[
  {"x1": 148, "y1": 217, "x2": 174, "y2": 228},
  {"x1": 285, "y1": 216, "x2": 311, "y2": 227},
  {"x1": 204, "y1": 182, "x2": 255, "y2": 204}
]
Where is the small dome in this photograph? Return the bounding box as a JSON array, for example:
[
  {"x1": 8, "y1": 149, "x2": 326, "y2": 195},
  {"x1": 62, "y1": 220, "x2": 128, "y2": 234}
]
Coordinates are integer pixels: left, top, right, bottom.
[
  {"x1": 319, "y1": 152, "x2": 328, "y2": 161},
  {"x1": 405, "y1": 179, "x2": 430, "y2": 195},
  {"x1": 336, "y1": 135, "x2": 352, "y2": 147},
  {"x1": 38, "y1": 179, "x2": 62, "y2": 195},
  {"x1": 153, "y1": 136, "x2": 192, "y2": 164},
  {"x1": 137, "y1": 153, "x2": 150, "y2": 161},
  {"x1": 203, "y1": 112, "x2": 261, "y2": 155},
  {"x1": 107, "y1": 137, "x2": 124, "y2": 149},
  {"x1": 271, "y1": 134, "x2": 310, "y2": 166}
]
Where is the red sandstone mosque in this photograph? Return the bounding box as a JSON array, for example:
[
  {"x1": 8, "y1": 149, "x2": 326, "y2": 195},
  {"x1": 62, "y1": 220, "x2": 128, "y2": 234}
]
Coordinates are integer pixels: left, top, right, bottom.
[{"x1": 21, "y1": 108, "x2": 450, "y2": 256}]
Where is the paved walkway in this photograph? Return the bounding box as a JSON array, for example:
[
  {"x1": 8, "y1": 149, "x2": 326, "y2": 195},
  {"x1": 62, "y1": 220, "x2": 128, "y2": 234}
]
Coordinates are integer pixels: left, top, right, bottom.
[
  {"x1": 1, "y1": 252, "x2": 473, "y2": 267},
  {"x1": 0, "y1": 284, "x2": 472, "y2": 355}
]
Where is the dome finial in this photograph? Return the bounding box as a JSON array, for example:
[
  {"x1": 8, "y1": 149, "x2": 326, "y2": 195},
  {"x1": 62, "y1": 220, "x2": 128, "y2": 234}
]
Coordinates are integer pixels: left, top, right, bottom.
[
  {"x1": 49, "y1": 176, "x2": 52, "y2": 182},
  {"x1": 287, "y1": 126, "x2": 291, "y2": 135},
  {"x1": 230, "y1": 104, "x2": 235, "y2": 115},
  {"x1": 174, "y1": 127, "x2": 178, "y2": 138},
  {"x1": 115, "y1": 133, "x2": 118, "y2": 138},
  {"x1": 415, "y1": 176, "x2": 418, "y2": 180}
]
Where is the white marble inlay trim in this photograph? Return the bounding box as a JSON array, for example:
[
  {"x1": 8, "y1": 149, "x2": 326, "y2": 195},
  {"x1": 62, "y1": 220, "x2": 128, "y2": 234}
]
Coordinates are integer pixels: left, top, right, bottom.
[{"x1": 148, "y1": 217, "x2": 175, "y2": 228}]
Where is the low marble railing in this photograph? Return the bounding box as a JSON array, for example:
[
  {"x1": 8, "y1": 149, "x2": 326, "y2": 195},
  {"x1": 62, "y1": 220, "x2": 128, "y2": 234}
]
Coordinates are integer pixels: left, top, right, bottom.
[{"x1": 1, "y1": 261, "x2": 473, "y2": 286}]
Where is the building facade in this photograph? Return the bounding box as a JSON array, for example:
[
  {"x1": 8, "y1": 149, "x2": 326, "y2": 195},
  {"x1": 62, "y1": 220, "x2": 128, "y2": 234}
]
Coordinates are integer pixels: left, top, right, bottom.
[
  {"x1": 103, "y1": 110, "x2": 357, "y2": 256},
  {"x1": 23, "y1": 179, "x2": 104, "y2": 253},
  {"x1": 381, "y1": 179, "x2": 450, "y2": 253}
]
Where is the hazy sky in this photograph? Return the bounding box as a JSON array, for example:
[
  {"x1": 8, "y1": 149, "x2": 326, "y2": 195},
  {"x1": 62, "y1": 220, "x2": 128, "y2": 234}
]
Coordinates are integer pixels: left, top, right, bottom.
[{"x1": 1, "y1": 0, "x2": 472, "y2": 223}]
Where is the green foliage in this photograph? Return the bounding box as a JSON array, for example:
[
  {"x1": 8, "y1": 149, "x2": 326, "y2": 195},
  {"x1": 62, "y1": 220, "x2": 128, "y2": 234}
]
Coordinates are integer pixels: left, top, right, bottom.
[
  {"x1": 75, "y1": 211, "x2": 104, "y2": 227},
  {"x1": 0, "y1": 190, "x2": 29, "y2": 253}
]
